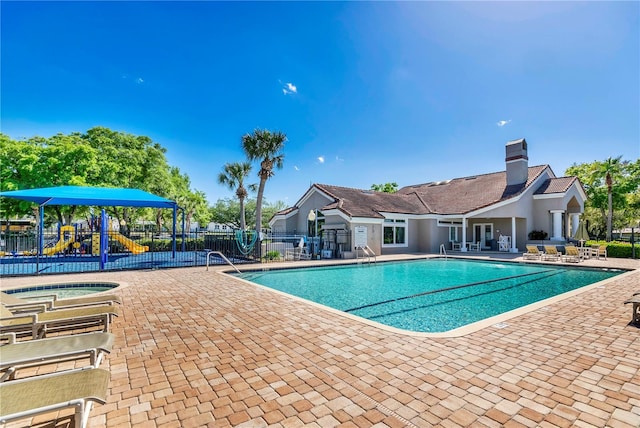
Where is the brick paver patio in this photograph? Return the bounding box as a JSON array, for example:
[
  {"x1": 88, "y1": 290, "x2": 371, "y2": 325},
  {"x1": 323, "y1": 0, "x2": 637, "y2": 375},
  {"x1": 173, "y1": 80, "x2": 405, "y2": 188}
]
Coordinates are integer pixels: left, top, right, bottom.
[{"x1": 2, "y1": 255, "x2": 639, "y2": 427}]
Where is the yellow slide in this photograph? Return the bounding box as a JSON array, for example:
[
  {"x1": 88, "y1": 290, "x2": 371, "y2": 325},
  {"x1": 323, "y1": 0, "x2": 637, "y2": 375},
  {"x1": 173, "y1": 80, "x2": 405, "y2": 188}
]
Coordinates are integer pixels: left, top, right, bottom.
[
  {"x1": 43, "y1": 225, "x2": 76, "y2": 255},
  {"x1": 108, "y1": 231, "x2": 148, "y2": 254},
  {"x1": 43, "y1": 237, "x2": 74, "y2": 255}
]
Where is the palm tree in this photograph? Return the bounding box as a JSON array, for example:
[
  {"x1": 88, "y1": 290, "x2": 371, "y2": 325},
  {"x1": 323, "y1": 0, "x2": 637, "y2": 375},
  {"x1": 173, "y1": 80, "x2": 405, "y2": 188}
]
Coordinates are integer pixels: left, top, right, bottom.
[
  {"x1": 241, "y1": 129, "x2": 287, "y2": 236},
  {"x1": 218, "y1": 162, "x2": 253, "y2": 231},
  {"x1": 601, "y1": 156, "x2": 622, "y2": 241}
]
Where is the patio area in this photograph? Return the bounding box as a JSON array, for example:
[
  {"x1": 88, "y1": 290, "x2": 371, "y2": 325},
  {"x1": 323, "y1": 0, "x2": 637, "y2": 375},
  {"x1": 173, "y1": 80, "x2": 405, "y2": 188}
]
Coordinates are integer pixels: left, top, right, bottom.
[{"x1": 2, "y1": 254, "x2": 639, "y2": 427}]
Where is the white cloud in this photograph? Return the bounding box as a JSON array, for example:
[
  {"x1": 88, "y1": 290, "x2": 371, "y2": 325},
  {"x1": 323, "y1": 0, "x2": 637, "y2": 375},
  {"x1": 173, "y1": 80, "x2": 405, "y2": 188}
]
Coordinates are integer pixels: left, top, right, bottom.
[
  {"x1": 136, "y1": 77, "x2": 144, "y2": 84},
  {"x1": 335, "y1": 156, "x2": 344, "y2": 162},
  {"x1": 497, "y1": 119, "x2": 511, "y2": 127},
  {"x1": 282, "y1": 82, "x2": 297, "y2": 95},
  {"x1": 317, "y1": 156, "x2": 325, "y2": 164},
  {"x1": 294, "y1": 165, "x2": 300, "y2": 171}
]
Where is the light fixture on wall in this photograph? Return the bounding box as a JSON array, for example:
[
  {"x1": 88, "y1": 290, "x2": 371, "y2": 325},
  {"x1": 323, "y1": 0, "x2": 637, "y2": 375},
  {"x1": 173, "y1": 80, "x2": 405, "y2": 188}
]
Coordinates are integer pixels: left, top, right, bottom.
[{"x1": 308, "y1": 209, "x2": 317, "y2": 236}]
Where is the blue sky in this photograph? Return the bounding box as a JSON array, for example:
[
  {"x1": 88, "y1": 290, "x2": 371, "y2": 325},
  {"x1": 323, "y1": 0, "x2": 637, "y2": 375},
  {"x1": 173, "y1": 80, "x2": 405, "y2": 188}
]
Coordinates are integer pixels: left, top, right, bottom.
[{"x1": 2, "y1": 1, "x2": 638, "y2": 207}]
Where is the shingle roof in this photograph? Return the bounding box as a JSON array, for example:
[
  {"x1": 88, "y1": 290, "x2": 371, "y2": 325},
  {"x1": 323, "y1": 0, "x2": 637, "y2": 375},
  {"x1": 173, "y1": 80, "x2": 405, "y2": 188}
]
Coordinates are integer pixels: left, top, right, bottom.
[
  {"x1": 275, "y1": 164, "x2": 568, "y2": 219},
  {"x1": 396, "y1": 165, "x2": 549, "y2": 215},
  {"x1": 533, "y1": 176, "x2": 578, "y2": 195},
  {"x1": 314, "y1": 184, "x2": 428, "y2": 218}
]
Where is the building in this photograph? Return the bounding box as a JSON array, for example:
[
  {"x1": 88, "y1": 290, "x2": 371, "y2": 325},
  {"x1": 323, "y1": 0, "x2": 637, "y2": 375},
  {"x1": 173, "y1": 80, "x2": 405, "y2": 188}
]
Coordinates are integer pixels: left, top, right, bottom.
[{"x1": 269, "y1": 139, "x2": 587, "y2": 258}]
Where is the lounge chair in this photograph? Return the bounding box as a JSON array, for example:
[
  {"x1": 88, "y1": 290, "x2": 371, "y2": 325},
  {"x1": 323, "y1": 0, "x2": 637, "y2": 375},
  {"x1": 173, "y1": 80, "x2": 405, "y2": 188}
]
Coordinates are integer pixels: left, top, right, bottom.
[
  {"x1": 1, "y1": 291, "x2": 120, "y2": 312},
  {"x1": 0, "y1": 332, "x2": 114, "y2": 381},
  {"x1": 523, "y1": 245, "x2": 543, "y2": 260},
  {"x1": 542, "y1": 245, "x2": 562, "y2": 261},
  {"x1": 0, "y1": 368, "x2": 110, "y2": 428},
  {"x1": 592, "y1": 244, "x2": 608, "y2": 260},
  {"x1": 562, "y1": 245, "x2": 581, "y2": 263},
  {"x1": 624, "y1": 295, "x2": 640, "y2": 325},
  {"x1": 1, "y1": 304, "x2": 118, "y2": 340}
]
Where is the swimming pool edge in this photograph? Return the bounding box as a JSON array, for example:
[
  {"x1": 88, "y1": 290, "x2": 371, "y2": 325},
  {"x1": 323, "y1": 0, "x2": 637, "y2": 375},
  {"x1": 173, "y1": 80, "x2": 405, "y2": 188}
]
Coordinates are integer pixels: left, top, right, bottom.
[{"x1": 221, "y1": 263, "x2": 636, "y2": 338}]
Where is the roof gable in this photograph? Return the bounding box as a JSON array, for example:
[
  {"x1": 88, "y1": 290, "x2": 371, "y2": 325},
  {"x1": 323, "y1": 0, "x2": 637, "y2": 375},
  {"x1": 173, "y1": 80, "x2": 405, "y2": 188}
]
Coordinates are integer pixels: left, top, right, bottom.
[{"x1": 533, "y1": 176, "x2": 578, "y2": 195}]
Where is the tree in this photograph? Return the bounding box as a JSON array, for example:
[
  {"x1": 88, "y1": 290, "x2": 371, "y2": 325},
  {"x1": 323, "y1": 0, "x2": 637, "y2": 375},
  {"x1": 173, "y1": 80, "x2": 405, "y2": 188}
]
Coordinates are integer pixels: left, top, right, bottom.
[
  {"x1": 241, "y1": 129, "x2": 287, "y2": 237},
  {"x1": 209, "y1": 198, "x2": 286, "y2": 231},
  {"x1": 217, "y1": 162, "x2": 254, "y2": 231},
  {"x1": 371, "y1": 182, "x2": 399, "y2": 193},
  {"x1": 602, "y1": 157, "x2": 621, "y2": 241},
  {"x1": 566, "y1": 157, "x2": 640, "y2": 239},
  {"x1": 0, "y1": 128, "x2": 208, "y2": 229}
]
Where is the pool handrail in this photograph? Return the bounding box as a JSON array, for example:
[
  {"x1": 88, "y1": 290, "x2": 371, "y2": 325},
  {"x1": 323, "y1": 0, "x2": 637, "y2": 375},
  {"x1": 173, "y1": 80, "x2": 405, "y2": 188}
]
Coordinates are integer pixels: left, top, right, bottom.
[
  {"x1": 206, "y1": 251, "x2": 240, "y2": 273},
  {"x1": 355, "y1": 245, "x2": 376, "y2": 264},
  {"x1": 439, "y1": 244, "x2": 447, "y2": 259}
]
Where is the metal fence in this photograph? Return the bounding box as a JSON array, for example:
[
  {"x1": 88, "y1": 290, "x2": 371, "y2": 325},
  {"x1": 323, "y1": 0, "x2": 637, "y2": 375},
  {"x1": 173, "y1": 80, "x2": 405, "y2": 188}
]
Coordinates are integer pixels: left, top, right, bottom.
[
  {"x1": 0, "y1": 229, "x2": 258, "y2": 277},
  {"x1": 0, "y1": 228, "x2": 353, "y2": 277}
]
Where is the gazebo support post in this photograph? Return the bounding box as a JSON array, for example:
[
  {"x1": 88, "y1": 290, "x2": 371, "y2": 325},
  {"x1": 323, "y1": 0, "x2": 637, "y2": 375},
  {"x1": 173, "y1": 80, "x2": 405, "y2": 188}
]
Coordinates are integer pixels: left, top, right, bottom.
[{"x1": 172, "y1": 205, "x2": 177, "y2": 258}]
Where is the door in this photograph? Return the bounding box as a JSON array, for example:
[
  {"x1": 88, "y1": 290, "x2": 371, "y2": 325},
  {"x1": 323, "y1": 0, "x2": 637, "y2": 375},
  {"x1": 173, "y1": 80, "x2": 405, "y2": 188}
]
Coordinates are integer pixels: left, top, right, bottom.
[{"x1": 474, "y1": 224, "x2": 494, "y2": 248}]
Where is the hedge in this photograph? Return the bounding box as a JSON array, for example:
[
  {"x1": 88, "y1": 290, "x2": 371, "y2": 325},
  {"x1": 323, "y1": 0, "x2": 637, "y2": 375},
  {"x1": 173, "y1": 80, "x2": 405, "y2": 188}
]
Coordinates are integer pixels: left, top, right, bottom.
[{"x1": 584, "y1": 240, "x2": 640, "y2": 259}]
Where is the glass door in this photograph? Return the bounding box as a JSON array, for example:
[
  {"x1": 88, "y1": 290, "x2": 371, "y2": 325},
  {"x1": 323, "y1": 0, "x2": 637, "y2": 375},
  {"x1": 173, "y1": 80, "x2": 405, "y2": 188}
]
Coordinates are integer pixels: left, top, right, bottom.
[{"x1": 474, "y1": 224, "x2": 493, "y2": 248}]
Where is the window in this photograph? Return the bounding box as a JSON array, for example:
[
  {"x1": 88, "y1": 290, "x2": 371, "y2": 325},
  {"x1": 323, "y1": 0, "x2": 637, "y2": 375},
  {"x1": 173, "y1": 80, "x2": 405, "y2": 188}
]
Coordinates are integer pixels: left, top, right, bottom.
[
  {"x1": 449, "y1": 227, "x2": 458, "y2": 242},
  {"x1": 383, "y1": 219, "x2": 406, "y2": 246}
]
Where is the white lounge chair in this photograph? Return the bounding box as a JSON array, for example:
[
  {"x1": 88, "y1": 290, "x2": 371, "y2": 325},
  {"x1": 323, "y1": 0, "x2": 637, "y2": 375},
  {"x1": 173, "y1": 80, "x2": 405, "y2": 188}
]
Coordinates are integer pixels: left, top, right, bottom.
[
  {"x1": 1, "y1": 304, "x2": 118, "y2": 340},
  {"x1": 523, "y1": 245, "x2": 543, "y2": 260},
  {"x1": 542, "y1": 245, "x2": 561, "y2": 261},
  {"x1": 591, "y1": 244, "x2": 608, "y2": 260},
  {"x1": 562, "y1": 245, "x2": 581, "y2": 263},
  {"x1": 0, "y1": 332, "x2": 114, "y2": 381},
  {"x1": 0, "y1": 368, "x2": 110, "y2": 428}
]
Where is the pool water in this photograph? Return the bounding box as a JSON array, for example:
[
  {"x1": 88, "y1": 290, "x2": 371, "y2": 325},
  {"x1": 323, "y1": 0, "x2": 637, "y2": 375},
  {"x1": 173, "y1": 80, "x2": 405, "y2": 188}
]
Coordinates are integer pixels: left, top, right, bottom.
[
  {"x1": 6, "y1": 282, "x2": 117, "y2": 299},
  {"x1": 236, "y1": 259, "x2": 623, "y2": 332}
]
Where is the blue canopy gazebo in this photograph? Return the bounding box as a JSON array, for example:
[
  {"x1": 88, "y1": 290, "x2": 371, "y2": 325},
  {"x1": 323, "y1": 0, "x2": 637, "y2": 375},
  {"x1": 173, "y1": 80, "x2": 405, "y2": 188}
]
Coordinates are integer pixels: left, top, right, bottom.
[{"x1": 0, "y1": 186, "x2": 180, "y2": 268}]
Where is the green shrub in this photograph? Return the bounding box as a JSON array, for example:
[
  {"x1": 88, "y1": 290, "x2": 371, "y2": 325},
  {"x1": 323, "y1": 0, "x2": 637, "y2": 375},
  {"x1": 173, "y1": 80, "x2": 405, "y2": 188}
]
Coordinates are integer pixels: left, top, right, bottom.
[
  {"x1": 585, "y1": 240, "x2": 639, "y2": 259},
  {"x1": 263, "y1": 250, "x2": 281, "y2": 262},
  {"x1": 138, "y1": 238, "x2": 205, "y2": 252},
  {"x1": 528, "y1": 230, "x2": 548, "y2": 240}
]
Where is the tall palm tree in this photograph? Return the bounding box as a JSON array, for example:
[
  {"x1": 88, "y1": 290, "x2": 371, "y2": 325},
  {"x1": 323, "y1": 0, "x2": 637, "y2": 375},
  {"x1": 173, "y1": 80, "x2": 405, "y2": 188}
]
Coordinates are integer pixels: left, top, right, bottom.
[
  {"x1": 241, "y1": 129, "x2": 287, "y2": 236},
  {"x1": 218, "y1": 162, "x2": 253, "y2": 231},
  {"x1": 601, "y1": 156, "x2": 622, "y2": 241}
]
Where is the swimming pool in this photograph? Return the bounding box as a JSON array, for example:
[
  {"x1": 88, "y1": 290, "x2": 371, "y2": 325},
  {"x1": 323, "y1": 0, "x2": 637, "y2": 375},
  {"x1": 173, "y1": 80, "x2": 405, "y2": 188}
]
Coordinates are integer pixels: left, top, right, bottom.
[
  {"x1": 4, "y1": 282, "x2": 119, "y2": 299},
  {"x1": 235, "y1": 259, "x2": 624, "y2": 333}
]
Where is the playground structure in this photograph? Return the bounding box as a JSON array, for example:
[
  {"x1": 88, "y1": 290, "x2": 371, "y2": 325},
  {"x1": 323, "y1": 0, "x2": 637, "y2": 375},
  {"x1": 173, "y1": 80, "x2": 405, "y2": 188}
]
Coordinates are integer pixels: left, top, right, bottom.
[
  {"x1": 0, "y1": 186, "x2": 181, "y2": 275},
  {"x1": 105, "y1": 230, "x2": 149, "y2": 255},
  {"x1": 41, "y1": 220, "x2": 149, "y2": 257},
  {"x1": 43, "y1": 225, "x2": 78, "y2": 256}
]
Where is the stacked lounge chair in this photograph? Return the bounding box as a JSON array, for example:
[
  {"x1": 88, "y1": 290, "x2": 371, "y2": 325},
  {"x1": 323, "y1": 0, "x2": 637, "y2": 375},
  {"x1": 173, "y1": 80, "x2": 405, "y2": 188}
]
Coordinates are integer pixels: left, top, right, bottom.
[{"x1": 0, "y1": 291, "x2": 120, "y2": 427}]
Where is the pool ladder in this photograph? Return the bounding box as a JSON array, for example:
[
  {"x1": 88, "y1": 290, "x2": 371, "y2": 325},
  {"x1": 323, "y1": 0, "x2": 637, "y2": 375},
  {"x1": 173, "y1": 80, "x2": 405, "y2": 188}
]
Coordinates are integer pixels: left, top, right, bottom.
[
  {"x1": 439, "y1": 244, "x2": 447, "y2": 259},
  {"x1": 355, "y1": 245, "x2": 376, "y2": 265},
  {"x1": 206, "y1": 251, "x2": 241, "y2": 273}
]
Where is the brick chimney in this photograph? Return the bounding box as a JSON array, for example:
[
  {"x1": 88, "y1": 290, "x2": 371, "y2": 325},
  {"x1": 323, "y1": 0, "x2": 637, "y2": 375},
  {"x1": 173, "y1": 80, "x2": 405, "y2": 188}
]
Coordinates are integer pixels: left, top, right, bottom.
[{"x1": 505, "y1": 138, "x2": 528, "y2": 186}]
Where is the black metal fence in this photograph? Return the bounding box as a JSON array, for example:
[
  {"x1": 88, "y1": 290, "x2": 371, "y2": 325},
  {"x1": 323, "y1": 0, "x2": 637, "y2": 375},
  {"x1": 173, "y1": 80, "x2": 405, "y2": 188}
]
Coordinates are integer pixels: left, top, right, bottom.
[
  {"x1": 0, "y1": 228, "x2": 353, "y2": 277},
  {"x1": 0, "y1": 229, "x2": 256, "y2": 277}
]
